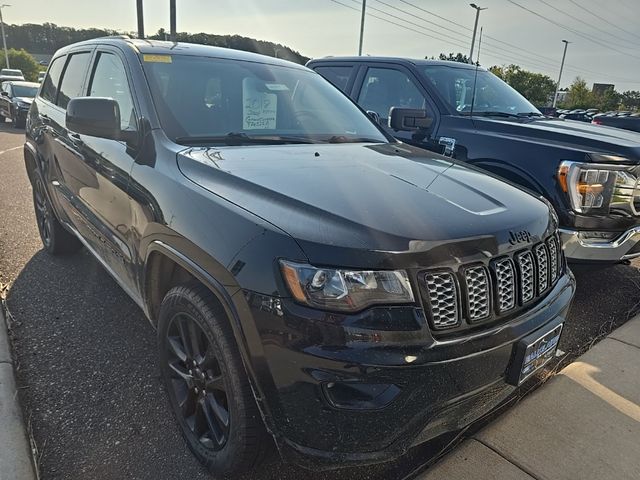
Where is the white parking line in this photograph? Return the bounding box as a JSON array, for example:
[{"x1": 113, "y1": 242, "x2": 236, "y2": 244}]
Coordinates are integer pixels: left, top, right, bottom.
[{"x1": 0, "y1": 146, "x2": 22, "y2": 156}]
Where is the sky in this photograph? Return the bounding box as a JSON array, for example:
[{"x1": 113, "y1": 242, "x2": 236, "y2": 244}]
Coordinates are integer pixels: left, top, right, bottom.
[{"x1": 6, "y1": 0, "x2": 640, "y2": 91}]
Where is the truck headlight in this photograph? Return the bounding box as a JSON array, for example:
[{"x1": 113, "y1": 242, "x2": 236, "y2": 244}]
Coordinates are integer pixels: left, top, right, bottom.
[
  {"x1": 557, "y1": 160, "x2": 640, "y2": 215},
  {"x1": 280, "y1": 260, "x2": 415, "y2": 312},
  {"x1": 15, "y1": 101, "x2": 30, "y2": 109}
]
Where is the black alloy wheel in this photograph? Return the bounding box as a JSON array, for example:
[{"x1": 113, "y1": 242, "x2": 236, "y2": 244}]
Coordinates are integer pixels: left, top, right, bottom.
[
  {"x1": 33, "y1": 176, "x2": 53, "y2": 249},
  {"x1": 158, "y1": 283, "x2": 271, "y2": 476},
  {"x1": 166, "y1": 311, "x2": 231, "y2": 451}
]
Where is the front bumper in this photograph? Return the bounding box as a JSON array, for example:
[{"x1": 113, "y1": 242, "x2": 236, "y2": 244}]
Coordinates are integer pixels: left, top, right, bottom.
[
  {"x1": 560, "y1": 227, "x2": 640, "y2": 263},
  {"x1": 243, "y1": 272, "x2": 575, "y2": 470}
]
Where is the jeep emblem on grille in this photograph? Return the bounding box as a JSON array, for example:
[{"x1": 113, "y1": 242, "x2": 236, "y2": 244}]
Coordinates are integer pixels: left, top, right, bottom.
[{"x1": 509, "y1": 230, "x2": 532, "y2": 245}]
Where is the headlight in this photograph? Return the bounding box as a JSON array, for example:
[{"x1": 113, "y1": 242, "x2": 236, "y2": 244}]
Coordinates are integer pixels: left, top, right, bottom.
[
  {"x1": 16, "y1": 101, "x2": 30, "y2": 109},
  {"x1": 557, "y1": 160, "x2": 640, "y2": 215},
  {"x1": 280, "y1": 260, "x2": 415, "y2": 312}
]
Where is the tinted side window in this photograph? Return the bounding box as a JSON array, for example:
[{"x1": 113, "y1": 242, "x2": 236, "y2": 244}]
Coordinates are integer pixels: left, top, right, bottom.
[
  {"x1": 88, "y1": 52, "x2": 136, "y2": 130},
  {"x1": 357, "y1": 68, "x2": 426, "y2": 119},
  {"x1": 314, "y1": 66, "x2": 353, "y2": 92},
  {"x1": 40, "y1": 56, "x2": 66, "y2": 104},
  {"x1": 57, "y1": 52, "x2": 92, "y2": 109}
]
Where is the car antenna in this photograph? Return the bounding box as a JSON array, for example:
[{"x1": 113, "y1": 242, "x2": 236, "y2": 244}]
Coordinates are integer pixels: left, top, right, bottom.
[{"x1": 469, "y1": 27, "x2": 482, "y2": 119}]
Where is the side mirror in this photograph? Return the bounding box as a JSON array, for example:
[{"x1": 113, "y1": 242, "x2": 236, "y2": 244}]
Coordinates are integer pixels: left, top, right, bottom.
[
  {"x1": 388, "y1": 107, "x2": 433, "y2": 132},
  {"x1": 66, "y1": 97, "x2": 121, "y2": 140},
  {"x1": 366, "y1": 110, "x2": 381, "y2": 125},
  {"x1": 1, "y1": 91, "x2": 8, "y2": 97}
]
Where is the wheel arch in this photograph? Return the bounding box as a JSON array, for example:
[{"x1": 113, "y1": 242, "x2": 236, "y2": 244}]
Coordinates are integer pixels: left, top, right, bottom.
[{"x1": 142, "y1": 240, "x2": 271, "y2": 405}]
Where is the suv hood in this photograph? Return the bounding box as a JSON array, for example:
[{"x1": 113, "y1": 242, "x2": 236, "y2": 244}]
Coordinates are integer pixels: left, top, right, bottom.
[
  {"x1": 15, "y1": 96, "x2": 33, "y2": 105},
  {"x1": 474, "y1": 116, "x2": 640, "y2": 161},
  {"x1": 178, "y1": 143, "x2": 553, "y2": 267}
]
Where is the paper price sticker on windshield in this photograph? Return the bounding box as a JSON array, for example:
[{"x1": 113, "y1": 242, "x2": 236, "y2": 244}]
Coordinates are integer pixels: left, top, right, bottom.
[
  {"x1": 243, "y1": 78, "x2": 277, "y2": 130},
  {"x1": 143, "y1": 54, "x2": 172, "y2": 63}
]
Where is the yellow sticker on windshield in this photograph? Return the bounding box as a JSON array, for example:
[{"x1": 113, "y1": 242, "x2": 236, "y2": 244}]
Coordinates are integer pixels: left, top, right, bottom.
[{"x1": 143, "y1": 54, "x2": 172, "y2": 63}]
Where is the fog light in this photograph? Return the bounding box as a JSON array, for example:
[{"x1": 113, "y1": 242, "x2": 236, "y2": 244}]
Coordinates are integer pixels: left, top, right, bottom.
[{"x1": 322, "y1": 382, "x2": 400, "y2": 410}]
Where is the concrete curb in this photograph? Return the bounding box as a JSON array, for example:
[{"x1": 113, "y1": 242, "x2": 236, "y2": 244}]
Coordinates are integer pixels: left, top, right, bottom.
[{"x1": 0, "y1": 303, "x2": 37, "y2": 480}]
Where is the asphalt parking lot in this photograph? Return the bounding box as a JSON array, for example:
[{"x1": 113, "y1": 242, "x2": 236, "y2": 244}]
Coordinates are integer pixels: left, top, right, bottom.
[{"x1": 1, "y1": 121, "x2": 639, "y2": 480}]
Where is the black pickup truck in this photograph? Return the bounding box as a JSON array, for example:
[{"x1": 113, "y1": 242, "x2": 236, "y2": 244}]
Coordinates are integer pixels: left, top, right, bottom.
[
  {"x1": 25, "y1": 39, "x2": 574, "y2": 475},
  {"x1": 308, "y1": 57, "x2": 640, "y2": 264}
]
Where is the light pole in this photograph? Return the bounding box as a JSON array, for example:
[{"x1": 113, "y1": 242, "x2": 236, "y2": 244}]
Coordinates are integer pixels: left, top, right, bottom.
[
  {"x1": 169, "y1": 0, "x2": 176, "y2": 42},
  {"x1": 358, "y1": 0, "x2": 366, "y2": 56},
  {"x1": 553, "y1": 39, "x2": 571, "y2": 108},
  {"x1": 469, "y1": 3, "x2": 486, "y2": 64},
  {"x1": 0, "y1": 4, "x2": 10, "y2": 69},
  {"x1": 136, "y1": 0, "x2": 144, "y2": 39}
]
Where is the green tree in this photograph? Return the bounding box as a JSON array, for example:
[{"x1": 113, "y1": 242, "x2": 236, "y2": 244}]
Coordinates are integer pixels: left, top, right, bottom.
[
  {"x1": 489, "y1": 64, "x2": 556, "y2": 106},
  {"x1": 563, "y1": 77, "x2": 593, "y2": 109},
  {"x1": 435, "y1": 52, "x2": 473, "y2": 64},
  {"x1": 620, "y1": 90, "x2": 640, "y2": 110},
  {"x1": 0, "y1": 48, "x2": 40, "y2": 81},
  {"x1": 592, "y1": 88, "x2": 620, "y2": 111}
]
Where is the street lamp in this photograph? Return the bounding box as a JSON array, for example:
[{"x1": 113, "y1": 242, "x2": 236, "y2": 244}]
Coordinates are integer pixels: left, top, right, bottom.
[
  {"x1": 553, "y1": 39, "x2": 571, "y2": 108},
  {"x1": 469, "y1": 3, "x2": 487, "y2": 64},
  {"x1": 0, "y1": 4, "x2": 10, "y2": 69}
]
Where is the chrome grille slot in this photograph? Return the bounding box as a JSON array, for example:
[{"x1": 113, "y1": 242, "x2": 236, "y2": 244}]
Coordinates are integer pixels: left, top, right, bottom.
[
  {"x1": 424, "y1": 272, "x2": 459, "y2": 329},
  {"x1": 494, "y1": 258, "x2": 516, "y2": 312},
  {"x1": 534, "y1": 244, "x2": 549, "y2": 293},
  {"x1": 464, "y1": 266, "x2": 490, "y2": 322},
  {"x1": 546, "y1": 236, "x2": 559, "y2": 283},
  {"x1": 516, "y1": 251, "x2": 535, "y2": 303}
]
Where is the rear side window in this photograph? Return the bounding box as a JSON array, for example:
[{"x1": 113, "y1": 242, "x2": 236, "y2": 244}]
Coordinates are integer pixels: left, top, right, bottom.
[
  {"x1": 40, "y1": 56, "x2": 65, "y2": 104},
  {"x1": 88, "y1": 52, "x2": 136, "y2": 130},
  {"x1": 314, "y1": 66, "x2": 353, "y2": 92}
]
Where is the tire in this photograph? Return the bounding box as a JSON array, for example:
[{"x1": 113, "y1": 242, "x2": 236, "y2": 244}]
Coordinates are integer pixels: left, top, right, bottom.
[
  {"x1": 158, "y1": 282, "x2": 271, "y2": 476},
  {"x1": 32, "y1": 175, "x2": 82, "y2": 255}
]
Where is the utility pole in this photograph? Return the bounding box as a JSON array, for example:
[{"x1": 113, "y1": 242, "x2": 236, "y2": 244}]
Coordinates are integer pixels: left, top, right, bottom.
[
  {"x1": 553, "y1": 40, "x2": 571, "y2": 108},
  {"x1": 169, "y1": 0, "x2": 176, "y2": 42},
  {"x1": 358, "y1": 0, "x2": 366, "y2": 56},
  {"x1": 0, "y1": 4, "x2": 10, "y2": 69},
  {"x1": 469, "y1": 3, "x2": 486, "y2": 65},
  {"x1": 136, "y1": 0, "x2": 144, "y2": 39}
]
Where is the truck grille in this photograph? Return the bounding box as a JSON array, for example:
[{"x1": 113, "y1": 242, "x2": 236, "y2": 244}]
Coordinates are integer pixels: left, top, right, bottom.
[{"x1": 422, "y1": 234, "x2": 562, "y2": 331}]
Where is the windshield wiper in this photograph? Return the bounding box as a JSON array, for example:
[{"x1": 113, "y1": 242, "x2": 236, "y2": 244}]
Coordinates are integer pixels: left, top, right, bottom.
[
  {"x1": 174, "y1": 132, "x2": 317, "y2": 146},
  {"x1": 326, "y1": 135, "x2": 383, "y2": 144},
  {"x1": 466, "y1": 111, "x2": 521, "y2": 118},
  {"x1": 517, "y1": 112, "x2": 544, "y2": 118}
]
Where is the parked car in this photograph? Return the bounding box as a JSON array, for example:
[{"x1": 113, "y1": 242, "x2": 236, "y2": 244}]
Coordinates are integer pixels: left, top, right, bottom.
[
  {"x1": 308, "y1": 57, "x2": 640, "y2": 264},
  {"x1": 592, "y1": 113, "x2": 640, "y2": 133},
  {"x1": 25, "y1": 38, "x2": 575, "y2": 476},
  {"x1": 560, "y1": 110, "x2": 590, "y2": 122},
  {"x1": 0, "y1": 68, "x2": 25, "y2": 82},
  {"x1": 37, "y1": 71, "x2": 46, "y2": 83},
  {"x1": 0, "y1": 81, "x2": 38, "y2": 127}
]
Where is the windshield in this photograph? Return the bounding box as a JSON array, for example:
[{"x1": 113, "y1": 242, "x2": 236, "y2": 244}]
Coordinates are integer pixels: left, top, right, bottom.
[
  {"x1": 141, "y1": 55, "x2": 388, "y2": 145},
  {"x1": 13, "y1": 85, "x2": 38, "y2": 98},
  {"x1": 422, "y1": 65, "x2": 541, "y2": 116}
]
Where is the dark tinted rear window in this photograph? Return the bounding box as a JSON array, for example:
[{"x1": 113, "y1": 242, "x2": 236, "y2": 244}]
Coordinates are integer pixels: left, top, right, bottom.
[
  {"x1": 40, "y1": 56, "x2": 65, "y2": 104},
  {"x1": 314, "y1": 66, "x2": 353, "y2": 92},
  {"x1": 57, "y1": 52, "x2": 92, "y2": 109}
]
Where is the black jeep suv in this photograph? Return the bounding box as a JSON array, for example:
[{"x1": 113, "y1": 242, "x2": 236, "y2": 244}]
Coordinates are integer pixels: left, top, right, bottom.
[
  {"x1": 24, "y1": 38, "x2": 574, "y2": 476},
  {"x1": 308, "y1": 57, "x2": 640, "y2": 264}
]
